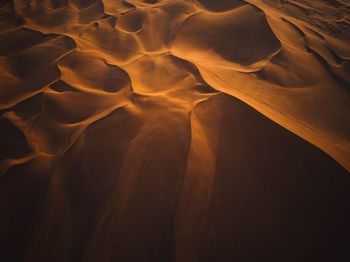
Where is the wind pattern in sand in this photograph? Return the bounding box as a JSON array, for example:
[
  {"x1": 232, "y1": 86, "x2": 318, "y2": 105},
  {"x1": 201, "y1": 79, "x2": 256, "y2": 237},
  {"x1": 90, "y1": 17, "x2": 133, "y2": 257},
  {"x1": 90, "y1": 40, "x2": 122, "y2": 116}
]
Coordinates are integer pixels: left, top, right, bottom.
[{"x1": 1, "y1": 0, "x2": 350, "y2": 261}]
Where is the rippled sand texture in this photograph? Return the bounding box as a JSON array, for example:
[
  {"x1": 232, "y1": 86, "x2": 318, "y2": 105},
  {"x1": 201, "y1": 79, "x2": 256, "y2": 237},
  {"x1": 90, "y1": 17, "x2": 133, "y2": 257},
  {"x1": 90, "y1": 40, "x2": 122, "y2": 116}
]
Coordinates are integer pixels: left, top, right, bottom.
[{"x1": 1, "y1": 0, "x2": 350, "y2": 261}]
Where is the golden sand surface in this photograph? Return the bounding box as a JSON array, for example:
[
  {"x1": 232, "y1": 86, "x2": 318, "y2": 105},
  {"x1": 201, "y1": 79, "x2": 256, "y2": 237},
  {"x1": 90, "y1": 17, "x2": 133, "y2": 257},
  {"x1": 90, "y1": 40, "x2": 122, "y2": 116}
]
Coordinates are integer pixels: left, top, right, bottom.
[{"x1": 1, "y1": 0, "x2": 350, "y2": 261}]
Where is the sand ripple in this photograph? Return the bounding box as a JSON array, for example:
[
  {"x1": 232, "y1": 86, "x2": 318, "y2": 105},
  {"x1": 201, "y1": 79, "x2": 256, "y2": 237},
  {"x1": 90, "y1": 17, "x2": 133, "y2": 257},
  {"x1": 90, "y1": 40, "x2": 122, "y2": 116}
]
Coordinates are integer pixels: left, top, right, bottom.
[{"x1": 1, "y1": 0, "x2": 350, "y2": 261}]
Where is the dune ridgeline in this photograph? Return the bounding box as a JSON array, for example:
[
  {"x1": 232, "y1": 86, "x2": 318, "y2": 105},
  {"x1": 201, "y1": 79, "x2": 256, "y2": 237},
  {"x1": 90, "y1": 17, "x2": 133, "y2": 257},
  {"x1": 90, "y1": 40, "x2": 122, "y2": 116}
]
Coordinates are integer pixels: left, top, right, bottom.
[{"x1": 1, "y1": 0, "x2": 350, "y2": 261}]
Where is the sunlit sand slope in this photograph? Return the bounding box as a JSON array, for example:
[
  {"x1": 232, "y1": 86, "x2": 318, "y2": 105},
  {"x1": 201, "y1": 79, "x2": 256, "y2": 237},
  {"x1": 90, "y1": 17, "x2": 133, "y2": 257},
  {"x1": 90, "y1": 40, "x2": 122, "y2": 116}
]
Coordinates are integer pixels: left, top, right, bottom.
[{"x1": 1, "y1": 0, "x2": 350, "y2": 261}]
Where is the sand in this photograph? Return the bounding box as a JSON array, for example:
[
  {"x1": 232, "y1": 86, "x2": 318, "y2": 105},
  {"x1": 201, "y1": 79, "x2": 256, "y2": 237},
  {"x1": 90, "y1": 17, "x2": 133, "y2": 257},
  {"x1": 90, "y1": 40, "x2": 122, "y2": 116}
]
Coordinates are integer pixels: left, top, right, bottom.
[{"x1": 1, "y1": 0, "x2": 350, "y2": 261}]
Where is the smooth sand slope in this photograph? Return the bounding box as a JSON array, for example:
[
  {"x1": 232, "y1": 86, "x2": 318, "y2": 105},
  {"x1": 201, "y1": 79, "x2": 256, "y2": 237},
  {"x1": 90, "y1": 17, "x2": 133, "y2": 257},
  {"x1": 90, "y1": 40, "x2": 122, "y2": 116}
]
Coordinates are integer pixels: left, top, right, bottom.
[{"x1": 1, "y1": 0, "x2": 350, "y2": 261}]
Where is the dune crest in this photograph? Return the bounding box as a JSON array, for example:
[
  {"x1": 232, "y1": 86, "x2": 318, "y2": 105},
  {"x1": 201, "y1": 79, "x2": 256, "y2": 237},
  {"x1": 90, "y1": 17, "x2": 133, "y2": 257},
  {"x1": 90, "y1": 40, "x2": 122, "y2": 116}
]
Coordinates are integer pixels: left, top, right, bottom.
[{"x1": 1, "y1": 0, "x2": 350, "y2": 261}]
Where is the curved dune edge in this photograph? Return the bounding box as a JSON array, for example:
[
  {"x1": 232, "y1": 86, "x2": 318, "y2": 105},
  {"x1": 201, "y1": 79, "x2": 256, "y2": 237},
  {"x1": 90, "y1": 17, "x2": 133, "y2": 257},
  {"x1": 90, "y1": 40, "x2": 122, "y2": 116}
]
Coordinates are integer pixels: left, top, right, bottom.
[{"x1": 1, "y1": 0, "x2": 350, "y2": 261}]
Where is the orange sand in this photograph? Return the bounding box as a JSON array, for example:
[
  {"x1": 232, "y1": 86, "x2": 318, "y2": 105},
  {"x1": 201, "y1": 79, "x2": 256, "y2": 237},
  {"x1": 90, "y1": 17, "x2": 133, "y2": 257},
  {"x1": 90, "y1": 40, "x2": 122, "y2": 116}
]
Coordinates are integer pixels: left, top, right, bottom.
[{"x1": 1, "y1": 0, "x2": 350, "y2": 261}]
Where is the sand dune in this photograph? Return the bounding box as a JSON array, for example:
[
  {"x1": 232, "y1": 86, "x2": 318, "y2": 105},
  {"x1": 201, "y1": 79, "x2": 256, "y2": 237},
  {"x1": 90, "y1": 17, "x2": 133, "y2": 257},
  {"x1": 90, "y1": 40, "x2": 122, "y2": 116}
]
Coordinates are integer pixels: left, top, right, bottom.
[{"x1": 1, "y1": 0, "x2": 350, "y2": 261}]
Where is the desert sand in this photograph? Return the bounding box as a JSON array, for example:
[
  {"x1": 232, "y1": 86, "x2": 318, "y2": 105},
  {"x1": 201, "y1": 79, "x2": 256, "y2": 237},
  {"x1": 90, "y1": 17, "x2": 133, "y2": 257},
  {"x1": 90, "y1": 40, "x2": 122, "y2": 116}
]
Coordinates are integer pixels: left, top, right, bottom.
[{"x1": 1, "y1": 0, "x2": 350, "y2": 261}]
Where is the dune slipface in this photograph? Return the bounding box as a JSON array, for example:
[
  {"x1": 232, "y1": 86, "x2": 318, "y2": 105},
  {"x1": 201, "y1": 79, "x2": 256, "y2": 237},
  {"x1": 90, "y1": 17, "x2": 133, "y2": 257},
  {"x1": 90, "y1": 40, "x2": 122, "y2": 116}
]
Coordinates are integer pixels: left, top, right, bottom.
[{"x1": 0, "y1": 0, "x2": 350, "y2": 261}]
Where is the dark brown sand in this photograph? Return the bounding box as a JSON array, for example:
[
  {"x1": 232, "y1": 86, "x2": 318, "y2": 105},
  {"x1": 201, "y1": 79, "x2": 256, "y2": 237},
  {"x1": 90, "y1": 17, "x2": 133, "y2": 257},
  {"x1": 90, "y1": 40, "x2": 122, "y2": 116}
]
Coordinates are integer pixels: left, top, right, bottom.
[{"x1": 1, "y1": 0, "x2": 350, "y2": 261}]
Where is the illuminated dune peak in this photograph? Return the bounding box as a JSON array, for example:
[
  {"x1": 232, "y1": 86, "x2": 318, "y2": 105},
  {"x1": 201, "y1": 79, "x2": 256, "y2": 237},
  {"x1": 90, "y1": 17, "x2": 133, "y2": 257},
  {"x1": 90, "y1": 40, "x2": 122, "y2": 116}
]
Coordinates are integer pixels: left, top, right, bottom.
[{"x1": 1, "y1": 0, "x2": 350, "y2": 261}]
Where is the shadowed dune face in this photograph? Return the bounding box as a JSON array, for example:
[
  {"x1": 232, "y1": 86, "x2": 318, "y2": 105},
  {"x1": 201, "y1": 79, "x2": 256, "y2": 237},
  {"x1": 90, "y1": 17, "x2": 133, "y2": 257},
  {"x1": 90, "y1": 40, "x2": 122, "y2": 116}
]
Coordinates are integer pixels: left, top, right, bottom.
[
  {"x1": 172, "y1": 4, "x2": 282, "y2": 70},
  {"x1": 1, "y1": 0, "x2": 350, "y2": 261},
  {"x1": 196, "y1": 0, "x2": 246, "y2": 12}
]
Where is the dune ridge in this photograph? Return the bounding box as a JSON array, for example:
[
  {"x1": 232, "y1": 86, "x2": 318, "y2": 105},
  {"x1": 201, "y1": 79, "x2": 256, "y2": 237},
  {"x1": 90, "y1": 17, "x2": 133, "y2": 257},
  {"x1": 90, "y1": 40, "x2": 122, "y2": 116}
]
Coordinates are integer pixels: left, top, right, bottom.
[{"x1": 1, "y1": 0, "x2": 350, "y2": 261}]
